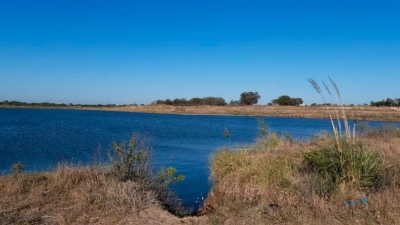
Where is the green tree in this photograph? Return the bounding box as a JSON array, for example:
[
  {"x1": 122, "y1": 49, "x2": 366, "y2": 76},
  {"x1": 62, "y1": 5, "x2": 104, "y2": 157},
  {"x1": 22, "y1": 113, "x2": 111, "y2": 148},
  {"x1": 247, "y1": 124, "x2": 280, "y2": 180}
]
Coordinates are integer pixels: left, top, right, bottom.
[
  {"x1": 370, "y1": 97, "x2": 400, "y2": 107},
  {"x1": 189, "y1": 97, "x2": 202, "y2": 105},
  {"x1": 273, "y1": 95, "x2": 291, "y2": 105},
  {"x1": 272, "y1": 95, "x2": 303, "y2": 106},
  {"x1": 385, "y1": 98, "x2": 396, "y2": 107},
  {"x1": 165, "y1": 99, "x2": 173, "y2": 105},
  {"x1": 239, "y1": 92, "x2": 261, "y2": 105},
  {"x1": 155, "y1": 97, "x2": 226, "y2": 106},
  {"x1": 202, "y1": 97, "x2": 227, "y2": 106}
]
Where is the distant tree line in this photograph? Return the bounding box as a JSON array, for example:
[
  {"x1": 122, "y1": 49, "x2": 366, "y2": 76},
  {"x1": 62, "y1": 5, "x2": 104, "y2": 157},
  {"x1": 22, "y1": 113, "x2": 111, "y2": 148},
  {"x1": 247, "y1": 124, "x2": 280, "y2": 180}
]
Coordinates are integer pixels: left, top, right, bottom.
[
  {"x1": 272, "y1": 95, "x2": 304, "y2": 106},
  {"x1": 0, "y1": 100, "x2": 121, "y2": 108},
  {"x1": 153, "y1": 97, "x2": 227, "y2": 106},
  {"x1": 310, "y1": 103, "x2": 334, "y2": 106},
  {"x1": 370, "y1": 98, "x2": 400, "y2": 107},
  {"x1": 154, "y1": 92, "x2": 262, "y2": 106}
]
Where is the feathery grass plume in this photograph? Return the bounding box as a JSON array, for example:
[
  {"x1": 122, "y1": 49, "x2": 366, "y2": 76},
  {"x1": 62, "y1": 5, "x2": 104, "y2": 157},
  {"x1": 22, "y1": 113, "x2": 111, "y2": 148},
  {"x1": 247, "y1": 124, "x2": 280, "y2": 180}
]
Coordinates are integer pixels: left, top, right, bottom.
[
  {"x1": 307, "y1": 78, "x2": 340, "y2": 149},
  {"x1": 308, "y1": 78, "x2": 344, "y2": 181},
  {"x1": 307, "y1": 77, "x2": 366, "y2": 189},
  {"x1": 307, "y1": 79, "x2": 322, "y2": 96},
  {"x1": 329, "y1": 76, "x2": 351, "y2": 139},
  {"x1": 323, "y1": 81, "x2": 342, "y2": 136},
  {"x1": 328, "y1": 76, "x2": 340, "y2": 99}
]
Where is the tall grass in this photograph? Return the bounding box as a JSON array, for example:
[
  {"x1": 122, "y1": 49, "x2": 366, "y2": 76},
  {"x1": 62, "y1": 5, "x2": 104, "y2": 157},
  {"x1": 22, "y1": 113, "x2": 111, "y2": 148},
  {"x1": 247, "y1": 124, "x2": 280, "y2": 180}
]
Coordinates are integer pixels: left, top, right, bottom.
[
  {"x1": 306, "y1": 77, "x2": 382, "y2": 195},
  {"x1": 109, "y1": 134, "x2": 150, "y2": 183},
  {"x1": 304, "y1": 140, "x2": 382, "y2": 196}
]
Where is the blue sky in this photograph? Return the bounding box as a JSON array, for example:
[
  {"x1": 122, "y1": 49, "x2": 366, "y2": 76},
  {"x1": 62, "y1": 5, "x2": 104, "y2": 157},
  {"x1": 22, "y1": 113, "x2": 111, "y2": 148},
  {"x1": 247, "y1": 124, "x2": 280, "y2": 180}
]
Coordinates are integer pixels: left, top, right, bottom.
[{"x1": 1, "y1": 0, "x2": 399, "y2": 105}]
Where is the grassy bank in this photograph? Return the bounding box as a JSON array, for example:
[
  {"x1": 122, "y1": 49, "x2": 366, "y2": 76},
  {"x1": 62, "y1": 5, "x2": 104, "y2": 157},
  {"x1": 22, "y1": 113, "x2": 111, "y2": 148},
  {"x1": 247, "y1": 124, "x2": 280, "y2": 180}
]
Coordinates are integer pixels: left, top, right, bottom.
[
  {"x1": 0, "y1": 136, "x2": 205, "y2": 225},
  {"x1": 202, "y1": 126, "x2": 400, "y2": 224},
  {"x1": 2, "y1": 128, "x2": 400, "y2": 225},
  {"x1": 2, "y1": 98, "x2": 400, "y2": 224},
  {"x1": 0, "y1": 165, "x2": 208, "y2": 225}
]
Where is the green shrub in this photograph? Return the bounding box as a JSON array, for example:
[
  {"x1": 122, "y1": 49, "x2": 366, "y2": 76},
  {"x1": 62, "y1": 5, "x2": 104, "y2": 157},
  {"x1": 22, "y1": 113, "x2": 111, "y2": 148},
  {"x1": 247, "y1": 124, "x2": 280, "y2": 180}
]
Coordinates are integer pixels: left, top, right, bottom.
[
  {"x1": 223, "y1": 127, "x2": 230, "y2": 139},
  {"x1": 283, "y1": 132, "x2": 294, "y2": 143},
  {"x1": 11, "y1": 162, "x2": 24, "y2": 174},
  {"x1": 153, "y1": 167, "x2": 185, "y2": 214},
  {"x1": 108, "y1": 135, "x2": 150, "y2": 183},
  {"x1": 108, "y1": 135, "x2": 185, "y2": 214},
  {"x1": 304, "y1": 139, "x2": 383, "y2": 197},
  {"x1": 257, "y1": 117, "x2": 269, "y2": 136}
]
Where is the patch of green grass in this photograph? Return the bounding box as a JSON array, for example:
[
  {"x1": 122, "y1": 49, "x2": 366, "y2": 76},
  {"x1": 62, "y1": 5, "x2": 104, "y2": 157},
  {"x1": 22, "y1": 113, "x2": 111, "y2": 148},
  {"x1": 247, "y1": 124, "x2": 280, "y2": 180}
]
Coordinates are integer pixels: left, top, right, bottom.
[
  {"x1": 211, "y1": 148, "x2": 252, "y2": 179},
  {"x1": 254, "y1": 132, "x2": 281, "y2": 151},
  {"x1": 211, "y1": 147, "x2": 297, "y2": 190},
  {"x1": 304, "y1": 139, "x2": 383, "y2": 197}
]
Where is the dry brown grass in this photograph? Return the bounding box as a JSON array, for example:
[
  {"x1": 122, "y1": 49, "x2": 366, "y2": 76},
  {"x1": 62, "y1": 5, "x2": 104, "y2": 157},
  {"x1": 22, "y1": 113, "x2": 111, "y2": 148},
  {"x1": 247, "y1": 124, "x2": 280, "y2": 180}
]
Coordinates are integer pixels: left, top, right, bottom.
[
  {"x1": 78, "y1": 105, "x2": 400, "y2": 122},
  {"x1": 0, "y1": 165, "x2": 206, "y2": 225},
  {"x1": 3, "y1": 104, "x2": 399, "y2": 121},
  {"x1": 203, "y1": 131, "x2": 400, "y2": 224}
]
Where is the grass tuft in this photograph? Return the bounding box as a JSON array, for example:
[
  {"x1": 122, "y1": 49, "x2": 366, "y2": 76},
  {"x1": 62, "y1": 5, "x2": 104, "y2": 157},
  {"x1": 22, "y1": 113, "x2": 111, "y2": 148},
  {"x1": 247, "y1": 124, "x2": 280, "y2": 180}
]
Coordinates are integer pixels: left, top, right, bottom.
[{"x1": 304, "y1": 139, "x2": 383, "y2": 197}]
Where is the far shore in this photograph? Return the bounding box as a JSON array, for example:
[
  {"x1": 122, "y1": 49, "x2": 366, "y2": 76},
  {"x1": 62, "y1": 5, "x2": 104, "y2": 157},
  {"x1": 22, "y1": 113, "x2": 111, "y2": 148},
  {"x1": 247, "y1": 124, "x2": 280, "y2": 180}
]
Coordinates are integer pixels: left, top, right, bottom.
[{"x1": 2, "y1": 105, "x2": 400, "y2": 122}]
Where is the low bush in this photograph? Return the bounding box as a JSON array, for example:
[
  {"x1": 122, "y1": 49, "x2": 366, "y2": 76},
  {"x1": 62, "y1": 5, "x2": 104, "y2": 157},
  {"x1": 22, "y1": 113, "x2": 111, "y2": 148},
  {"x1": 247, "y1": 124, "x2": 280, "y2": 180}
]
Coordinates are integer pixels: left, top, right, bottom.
[
  {"x1": 11, "y1": 162, "x2": 24, "y2": 174},
  {"x1": 108, "y1": 134, "x2": 185, "y2": 215},
  {"x1": 109, "y1": 135, "x2": 150, "y2": 183}
]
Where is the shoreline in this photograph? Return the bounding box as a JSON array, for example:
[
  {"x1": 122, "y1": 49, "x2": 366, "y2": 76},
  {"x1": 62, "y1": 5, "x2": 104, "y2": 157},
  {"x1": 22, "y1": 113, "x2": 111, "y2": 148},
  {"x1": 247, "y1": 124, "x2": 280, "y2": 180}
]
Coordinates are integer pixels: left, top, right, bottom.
[
  {"x1": 2, "y1": 129, "x2": 400, "y2": 224},
  {"x1": 2, "y1": 105, "x2": 400, "y2": 122}
]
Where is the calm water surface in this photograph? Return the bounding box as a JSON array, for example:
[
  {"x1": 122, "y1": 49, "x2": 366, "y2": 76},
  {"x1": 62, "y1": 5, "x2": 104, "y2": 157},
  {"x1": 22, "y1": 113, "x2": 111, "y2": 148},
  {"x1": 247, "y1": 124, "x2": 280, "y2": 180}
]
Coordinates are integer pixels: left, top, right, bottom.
[{"x1": 1, "y1": 108, "x2": 398, "y2": 210}]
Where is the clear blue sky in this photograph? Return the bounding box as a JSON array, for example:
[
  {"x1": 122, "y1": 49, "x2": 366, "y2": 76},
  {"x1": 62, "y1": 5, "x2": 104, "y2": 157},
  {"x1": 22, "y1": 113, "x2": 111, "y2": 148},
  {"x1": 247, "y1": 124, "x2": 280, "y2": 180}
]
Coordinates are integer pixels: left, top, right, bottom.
[{"x1": 1, "y1": 0, "x2": 399, "y2": 105}]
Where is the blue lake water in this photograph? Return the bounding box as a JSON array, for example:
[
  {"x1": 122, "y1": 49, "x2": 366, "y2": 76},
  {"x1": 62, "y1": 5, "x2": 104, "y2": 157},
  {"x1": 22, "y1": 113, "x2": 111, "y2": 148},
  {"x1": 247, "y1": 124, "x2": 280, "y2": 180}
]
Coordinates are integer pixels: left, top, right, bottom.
[{"x1": 1, "y1": 108, "x2": 399, "y2": 210}]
